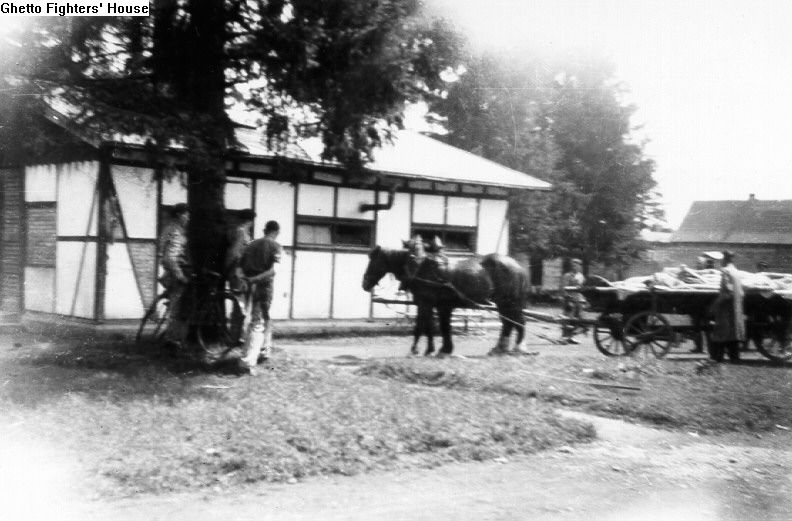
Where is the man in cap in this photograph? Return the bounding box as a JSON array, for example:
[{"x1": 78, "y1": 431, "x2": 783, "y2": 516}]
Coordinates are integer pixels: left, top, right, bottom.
[
  {"x1": 225, "y1": 209, "x2": 256, "y2": 344},
  {"x1": 159, "y1": 203, "x2": 190, "y2": 345},
  {"x1": 709, "y1": 250, "x2": 745, "y2": 363}
]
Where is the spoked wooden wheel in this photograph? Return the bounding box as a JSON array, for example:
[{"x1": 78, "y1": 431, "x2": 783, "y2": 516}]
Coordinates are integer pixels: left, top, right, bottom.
[
  {"x1": 593, "y1": 312, "x2": 631, "y2": 356},
  {"x1": 623, "y1": 311, "x2": 675, "y2": 358},
  {"x1": 754, "y1": 314, "x2": 792, "y2": 364}
]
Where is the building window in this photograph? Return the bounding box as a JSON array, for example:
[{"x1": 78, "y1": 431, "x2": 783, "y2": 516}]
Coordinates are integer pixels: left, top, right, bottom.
[
  {"x1": 296, "y1": 217, "x2": 373, "y2": 248},
  {"x1": 412, "y1": 225, "x2": 476, "y2": 253}
]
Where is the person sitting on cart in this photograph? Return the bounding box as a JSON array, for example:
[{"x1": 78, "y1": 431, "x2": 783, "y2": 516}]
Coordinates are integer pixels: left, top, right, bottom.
[{"x1": 560, "y1": 258, "x2": 586, "y2": 344}]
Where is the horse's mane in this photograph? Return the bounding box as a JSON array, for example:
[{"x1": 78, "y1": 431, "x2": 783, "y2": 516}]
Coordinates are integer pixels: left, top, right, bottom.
[{"x1": 376, "y1": 247, "x2": 410, "y2": 274}]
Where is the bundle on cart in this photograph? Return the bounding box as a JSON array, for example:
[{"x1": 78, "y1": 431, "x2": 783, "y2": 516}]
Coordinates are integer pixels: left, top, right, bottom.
[{"x1": 567, "y1": 266, "x2": 792, "y2": 363}]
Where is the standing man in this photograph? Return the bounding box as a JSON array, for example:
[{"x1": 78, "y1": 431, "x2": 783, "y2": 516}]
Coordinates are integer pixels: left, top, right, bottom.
[
  {"x1": 225, "y1": 209, "x2": 256, "y2": 344},
  {"x1": 559, "y1": 258, "x2": 586, "y2": 344},
  {"x1": 239, "y1": 220, "x2": 282, "y2": 371},
  {"x1": 159, "y1": 203, "x2": 190, "y2": 346},
  {"x1": 709, "y1": 251, "x2": 745, "y2": 363}
]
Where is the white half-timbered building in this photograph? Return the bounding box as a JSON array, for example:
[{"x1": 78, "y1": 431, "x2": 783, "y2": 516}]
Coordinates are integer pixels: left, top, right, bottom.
[{"x1": 0, "y1": 116, "x2": 549, "y2": 324}]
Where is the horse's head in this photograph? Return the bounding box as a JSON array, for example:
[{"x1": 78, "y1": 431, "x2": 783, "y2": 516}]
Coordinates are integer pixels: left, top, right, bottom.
[{"x1": 362, "y1": 246, "x2": 391, "y2": 292}]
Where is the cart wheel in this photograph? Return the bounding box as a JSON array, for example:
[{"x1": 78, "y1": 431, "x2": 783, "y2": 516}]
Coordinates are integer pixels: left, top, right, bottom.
[
  {"x1": 594, "y1": 312, "x2": 630, "y2": 356},
  {"x1": 754, "y1": 314, "x2": 792, "y2": 364},
  {"x1": 623, "y1": 311, "x2": 675, "y2": 359}
]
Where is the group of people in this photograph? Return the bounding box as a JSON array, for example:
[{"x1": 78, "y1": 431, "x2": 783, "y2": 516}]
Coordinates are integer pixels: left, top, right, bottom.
[
  {"x1": 158, "y1": 203, "x2": 282, "y2": 373},
  {"x1": 558, "y1": 251, "x2": 754, "y2": 363}
]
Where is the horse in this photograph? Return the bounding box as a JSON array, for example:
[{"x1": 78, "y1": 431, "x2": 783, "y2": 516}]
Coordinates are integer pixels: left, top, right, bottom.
[{"x1": 362, "y1": 245, "x2": 530, "y2": 356}]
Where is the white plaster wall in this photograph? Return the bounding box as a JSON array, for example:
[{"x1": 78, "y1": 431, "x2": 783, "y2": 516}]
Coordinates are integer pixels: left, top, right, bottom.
[
  {"x1": 162, "y1": 172, "x2": 187, "y2": 205},
  {"x1": 332, "y1": 253, "x2": 371, "y2": 318},
  {"x1": 412, "y1": 194, "x2": 444, "y2": 224},
  {"x1": 269, "y1": 249, "x2": 293, "y2": 320},
  {"x1": 477, "y1": 198, "x2": 509, "y2": 254},
  {"x1": 446, "y1": 196, "x2": 478, "y2": 227},
  {"x1": 24, "y1": 267, "x2": 55, "y2": 313},
  {"x1": 55, "y1": 241, "x2": 96, "y2": 318},
  {"x1": 24, "y1": 165, "x2": 57, "y2": 202},
  {"x1": 291, "y1": 250, "x2": 332, "y2": 318},
  {"x1": 57, "y1": 162, "x2": 99, "y2": 237},
  {"x1": 375, "y1": 192, "x2": 411, "y2": 248},
  {"x1": 336, "y1": 188, "x2": 375, "y2": 220},
  {"x1": 104, "y1": 243, "x2": 145, "y2": 319},
  {"x1": 112, "y1": 165, "x2": 158, "y2": 239},
  {"x1": 225, "y1": 177, "x2": 253, "y2": 210},
  {"x1": 297, "y1": 184, "x2": 334, "y2": 217},
  {"x1": 255, "y1": 180, "x2": 295, "y2": 246}
]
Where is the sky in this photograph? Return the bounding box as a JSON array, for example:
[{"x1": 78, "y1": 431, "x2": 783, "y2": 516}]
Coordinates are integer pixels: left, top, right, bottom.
[{"x1": 423, "y1": 0, "x2": 792, "y2": 228}]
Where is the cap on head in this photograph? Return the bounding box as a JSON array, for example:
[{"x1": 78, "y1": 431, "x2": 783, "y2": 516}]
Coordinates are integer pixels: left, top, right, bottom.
[
  {"x1": 571, "y1": 258, "x2": 582, "y2": 266},
  {"x1": 264, "y1": 220, "x2": 280, "y2": 234}
]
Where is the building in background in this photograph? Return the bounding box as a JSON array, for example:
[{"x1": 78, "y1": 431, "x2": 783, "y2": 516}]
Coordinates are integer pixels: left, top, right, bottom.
[
  {"x1": 0, "y1": 109, "x2": 549, "y2": 324},
  {"x1": 629, "y1": 195, "x2": 792, "y2": 276}
]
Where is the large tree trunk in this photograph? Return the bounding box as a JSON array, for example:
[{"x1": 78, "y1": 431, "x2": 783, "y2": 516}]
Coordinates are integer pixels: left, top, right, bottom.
[{"x1": 168, "y1": 0, "x2": 231, "y2": 363}]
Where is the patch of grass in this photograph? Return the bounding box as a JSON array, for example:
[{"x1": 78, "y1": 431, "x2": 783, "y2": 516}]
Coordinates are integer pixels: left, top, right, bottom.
[
  {"x1": 358, "y1": 354, "x2": 792, "y2": 433},
  {"x1": 0, "y1": 338, "x2": 593, "y2": 497}
]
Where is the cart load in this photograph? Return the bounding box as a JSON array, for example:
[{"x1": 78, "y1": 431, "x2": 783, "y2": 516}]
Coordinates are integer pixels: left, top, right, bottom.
[{"x1": 567, "y1": 266, "x2": 792, "y2": 363}]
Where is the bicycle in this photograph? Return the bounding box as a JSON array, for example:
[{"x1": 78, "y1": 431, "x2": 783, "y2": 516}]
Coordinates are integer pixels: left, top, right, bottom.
[
  {"x1": 188, "y1": 270, "x2": 244, "y2": 353},
  {"x1": 136, "y1": 270, "x2": 243, "y2": 354},
  {"x1": 136, "y1": 291, "x2": 171, "y2": 345}
]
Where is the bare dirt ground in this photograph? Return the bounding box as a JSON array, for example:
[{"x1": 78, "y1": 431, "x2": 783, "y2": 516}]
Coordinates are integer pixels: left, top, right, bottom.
[{"x1": 3, "y1": 322, "x2": 792, "y2": 521}]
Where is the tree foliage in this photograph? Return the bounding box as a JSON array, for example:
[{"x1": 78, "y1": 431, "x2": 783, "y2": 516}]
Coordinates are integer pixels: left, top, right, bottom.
[
  {"x1": 0, "y1": 0, "x2": 462, "y2": 273},
  {"x1": 430, "y1": 53, "x2": 662, "y2": 266}
]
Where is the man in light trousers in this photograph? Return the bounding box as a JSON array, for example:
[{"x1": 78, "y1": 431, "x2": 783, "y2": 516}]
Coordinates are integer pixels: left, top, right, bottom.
[{"x1": 239, "y1": 220, "x2": 282, "y2": 372}]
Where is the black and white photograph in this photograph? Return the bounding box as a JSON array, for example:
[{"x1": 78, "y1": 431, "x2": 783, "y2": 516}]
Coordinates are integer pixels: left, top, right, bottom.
[{"x1": 1, "y1": 1, "x2": 791, "y2": 519}]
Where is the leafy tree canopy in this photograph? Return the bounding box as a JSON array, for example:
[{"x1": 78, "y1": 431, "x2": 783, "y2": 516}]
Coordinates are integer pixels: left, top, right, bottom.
[{"x1": 430, "y1": 52, "x2": 662, "y2": 266}]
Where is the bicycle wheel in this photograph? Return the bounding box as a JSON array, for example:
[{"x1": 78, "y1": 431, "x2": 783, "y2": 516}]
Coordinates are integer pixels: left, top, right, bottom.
[
  {"x1": 195, "y1": 293, "x2": 243, "y2": 352},
  {"x1": 594, "y1": 312, "x2": 631, "y2": 356},
  {"x1": 136, "y1": 294, "x2": 170, "y2": 345},
  {"x1": 623, "y1": 311, "x2": 675, "y2": 358}
]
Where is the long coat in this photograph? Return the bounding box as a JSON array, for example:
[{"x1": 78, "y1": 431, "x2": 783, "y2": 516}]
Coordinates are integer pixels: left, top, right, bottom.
[{"x1": 710, "y1": 264, "x2": 746, "y2": 343}]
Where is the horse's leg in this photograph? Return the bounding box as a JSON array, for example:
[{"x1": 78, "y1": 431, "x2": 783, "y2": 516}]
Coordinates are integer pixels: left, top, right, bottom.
[
  {"x1": 417, "y1": 304, "x2": 435, "y2": 356},
  {"x1": 510, "y1": 303, "x2": 529, "y2": 354},
  {"x1": 437, "y1": 305, "x2": 454, "y2": 356},
  {"x1": 410, "y1": 313, "x2": 421, "y2": 356},
  {"x1": 489, "y1": 303, "x2": 513, "y2": 355}
]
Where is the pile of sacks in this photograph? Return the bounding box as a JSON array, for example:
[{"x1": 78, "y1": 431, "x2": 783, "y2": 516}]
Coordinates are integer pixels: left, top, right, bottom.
[{"x1": 609, "y1": 266, "x2": 792, "y2": 295}]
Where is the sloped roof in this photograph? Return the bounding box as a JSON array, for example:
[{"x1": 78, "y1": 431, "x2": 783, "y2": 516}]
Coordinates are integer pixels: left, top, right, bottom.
[
  {"x1": 40, "y1": 101, "x2": 549, "y2": 191},
  {"x1": 671, "y1": 199, "x2": 792, "y2": 245},
  {"x1": 235, "y1": 128, "x2": 550, "y2": 190}
]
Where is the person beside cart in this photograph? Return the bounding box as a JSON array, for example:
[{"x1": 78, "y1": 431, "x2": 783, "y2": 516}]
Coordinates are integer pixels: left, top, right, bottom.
[
  {"x1": 559, "y1": 258, "x2": 586, "y2": 344},
  {"x1": 708, "y1": 250, "x2": 745, "y2": 363}
]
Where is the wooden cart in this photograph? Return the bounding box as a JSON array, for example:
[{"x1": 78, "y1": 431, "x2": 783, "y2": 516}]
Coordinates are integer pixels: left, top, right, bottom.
[{"x1": 571, "y1": 286, "x2": 792, "y2": 363}]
